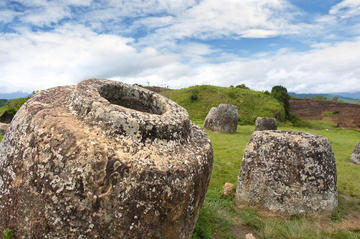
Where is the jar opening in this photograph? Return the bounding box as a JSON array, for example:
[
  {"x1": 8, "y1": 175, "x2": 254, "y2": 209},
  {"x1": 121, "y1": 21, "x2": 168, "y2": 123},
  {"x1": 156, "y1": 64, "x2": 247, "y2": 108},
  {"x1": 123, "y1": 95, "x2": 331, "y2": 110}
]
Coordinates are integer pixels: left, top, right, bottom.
[{"x1": 98, "y1": 84, "x2": 163, "y2": 115}]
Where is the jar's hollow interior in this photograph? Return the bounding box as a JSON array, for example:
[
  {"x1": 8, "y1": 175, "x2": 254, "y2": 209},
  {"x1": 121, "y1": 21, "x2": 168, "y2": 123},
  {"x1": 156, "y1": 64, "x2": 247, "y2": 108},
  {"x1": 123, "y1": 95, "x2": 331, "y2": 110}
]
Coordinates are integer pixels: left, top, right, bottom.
[{"x1": 98, "y1": 84, "x2": 164, "y2": 115}]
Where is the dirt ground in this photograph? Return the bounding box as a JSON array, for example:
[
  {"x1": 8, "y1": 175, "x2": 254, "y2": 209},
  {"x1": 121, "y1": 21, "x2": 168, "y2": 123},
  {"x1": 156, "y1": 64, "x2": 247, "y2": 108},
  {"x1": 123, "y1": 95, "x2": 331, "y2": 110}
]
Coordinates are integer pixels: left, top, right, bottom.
[{"x1": 290, "y1": 98, "x2": 360, "y2": 131}]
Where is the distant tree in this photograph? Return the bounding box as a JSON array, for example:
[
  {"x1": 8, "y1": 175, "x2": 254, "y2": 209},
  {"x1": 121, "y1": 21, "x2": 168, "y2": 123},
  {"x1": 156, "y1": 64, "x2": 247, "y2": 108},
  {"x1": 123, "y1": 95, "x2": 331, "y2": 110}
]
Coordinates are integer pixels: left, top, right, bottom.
[
  {"x1": 264, "y1": 90, "x2": 270, "y2": 95},
  {"x1": 271, "y1": 85, "x2": 290, "y2": 120},
  {"x1": 235, "y1": 84, "x2": 249, "y2": 90}
]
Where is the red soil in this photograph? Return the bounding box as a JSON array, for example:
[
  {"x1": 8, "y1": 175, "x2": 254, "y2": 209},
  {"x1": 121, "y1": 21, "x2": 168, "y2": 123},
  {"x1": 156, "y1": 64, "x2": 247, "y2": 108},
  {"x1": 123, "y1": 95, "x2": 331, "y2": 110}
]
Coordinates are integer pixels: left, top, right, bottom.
[{"x1": 290, "y1": 98, "x2": 360, "y2": 131}]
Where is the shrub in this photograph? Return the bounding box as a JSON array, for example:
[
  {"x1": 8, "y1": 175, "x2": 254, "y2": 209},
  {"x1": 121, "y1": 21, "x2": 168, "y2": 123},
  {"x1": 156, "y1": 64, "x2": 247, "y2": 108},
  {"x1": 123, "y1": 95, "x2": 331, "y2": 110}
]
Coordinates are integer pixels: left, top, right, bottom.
[
  {"x1": 235, "y1": 84, "x2": 249, "y2": 90},
  {"x1": 3, "y1": 229, "x2": 14, "y2": 239},
  {"x1": 190, "y1": 94, "x2": 199, "y2": 102},
  {"x1": 271, "y1": 85, "x2": 290, "y2": 120}
]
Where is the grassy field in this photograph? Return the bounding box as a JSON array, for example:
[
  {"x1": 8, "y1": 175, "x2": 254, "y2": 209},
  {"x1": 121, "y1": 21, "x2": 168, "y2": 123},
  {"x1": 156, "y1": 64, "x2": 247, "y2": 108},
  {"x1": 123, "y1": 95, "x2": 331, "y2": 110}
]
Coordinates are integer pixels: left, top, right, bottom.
[
  {"x1": 192, "y1": 120, "x2": 360, "y2": 239},
  {"x1": 0, "y1": 91, "x2": 359, "y2": 238},
  {"x1": 161, "y1": 85, "x2": 285, "y2": 124}
]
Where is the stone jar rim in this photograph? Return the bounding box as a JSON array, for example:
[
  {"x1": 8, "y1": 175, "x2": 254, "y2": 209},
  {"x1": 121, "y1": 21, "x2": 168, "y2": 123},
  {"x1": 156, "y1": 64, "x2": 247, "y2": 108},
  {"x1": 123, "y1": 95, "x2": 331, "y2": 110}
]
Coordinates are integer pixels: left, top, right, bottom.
[{"x1": 69, "y1": 79, "x2": 190, "y2": 141}]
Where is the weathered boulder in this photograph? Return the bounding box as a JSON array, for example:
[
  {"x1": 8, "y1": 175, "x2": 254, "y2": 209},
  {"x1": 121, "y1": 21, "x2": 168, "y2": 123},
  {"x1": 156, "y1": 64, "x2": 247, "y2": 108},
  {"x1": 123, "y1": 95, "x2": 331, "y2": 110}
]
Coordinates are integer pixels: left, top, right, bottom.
[
  {"x1": 236, "y1": 130, "x2": 337, "y2": 214},
  {"x1": 351, "y1": 142, "x2": 360, "y2": 165},
  {"x1": 203, "y1": 104, "x2": 238, "y2": 133},
  {"x1": 0, "y1": 79, "x2": 213, "y2": 239},
  {"x1": 255, "y1": 117, "x2": 277, "y2": 131}
]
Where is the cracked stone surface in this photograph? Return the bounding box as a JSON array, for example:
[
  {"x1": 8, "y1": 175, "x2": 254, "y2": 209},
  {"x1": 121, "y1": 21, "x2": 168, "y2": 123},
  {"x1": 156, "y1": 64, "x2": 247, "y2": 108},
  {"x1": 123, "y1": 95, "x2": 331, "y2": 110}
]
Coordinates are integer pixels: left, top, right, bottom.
[
  {"x1": 203, "y1": 104, "x2": 238, "y2": 133},
  {"x1": 236, "y1": 130, "x2": 337, "y2": 215},
  {"x1": 255, "y1": 117, "x2": 277, "y2": 131},
  {"x1": 351, "y1": 142, "x2": 360, "y2": 165},
  {"x1": 0, "y1": 79, "x2": 213, "y2": 239}
]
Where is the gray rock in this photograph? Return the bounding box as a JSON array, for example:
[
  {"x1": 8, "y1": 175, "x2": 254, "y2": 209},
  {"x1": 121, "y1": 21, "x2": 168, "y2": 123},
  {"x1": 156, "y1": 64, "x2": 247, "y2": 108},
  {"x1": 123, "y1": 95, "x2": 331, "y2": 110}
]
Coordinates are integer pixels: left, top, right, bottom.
[
  {"x1": 351, "y1": 142, "x2": 360, "y2": 165},
  {"x1": 236, "y1": 130, "x2": 337, "y2": 215},
  {"x1": 255, "y1": 117, "x2": 277, "y2": 131},
  {"x1": 0, "y1": 79, "x2": 213, "y2": 239},
  {"x1": 203, "y1": 104, "x2": 238, "y2": 133}
]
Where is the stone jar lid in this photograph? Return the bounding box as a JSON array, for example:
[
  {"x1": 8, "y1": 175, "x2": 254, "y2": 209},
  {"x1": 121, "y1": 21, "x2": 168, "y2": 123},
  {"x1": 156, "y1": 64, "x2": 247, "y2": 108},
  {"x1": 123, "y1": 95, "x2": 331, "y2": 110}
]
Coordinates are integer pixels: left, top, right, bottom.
[{"x1": 69, "y1": 79, "x2": 190, "y2": 142}]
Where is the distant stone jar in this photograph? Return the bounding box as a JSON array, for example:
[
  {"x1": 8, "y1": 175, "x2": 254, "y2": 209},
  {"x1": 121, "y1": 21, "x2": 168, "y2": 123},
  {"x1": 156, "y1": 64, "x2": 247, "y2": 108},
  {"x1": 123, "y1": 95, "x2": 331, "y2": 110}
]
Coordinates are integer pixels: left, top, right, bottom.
[
  {"x1": 236, "y1": 130, "x2": 338, "y2": 215},
  {"x1": 255, "y1": 117, "x2": 277, "y2": 131},
  {"x1": 203, "y1": 104, "x2": 238, "y2": 133},
  {"x1": 0, "y1": 79, "x2": 213, "y2": 239},
  {"x1": 351, "y1": 142, "x2": 360, "y2": 165}
]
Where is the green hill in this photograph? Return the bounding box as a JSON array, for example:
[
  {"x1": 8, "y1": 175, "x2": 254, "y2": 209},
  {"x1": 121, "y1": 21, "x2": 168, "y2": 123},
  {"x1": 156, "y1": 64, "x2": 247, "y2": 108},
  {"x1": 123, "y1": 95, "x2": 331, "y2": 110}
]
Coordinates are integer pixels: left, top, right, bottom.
[
  {"x1": 161, "y1": 85, "x2": 285, "y2": 124},
  {"x1": 0, "y1": 99, "x2": 7, "y2": 107},
  {"x1": 0, "y1": 97, "x2": 31, "y2": 123}
]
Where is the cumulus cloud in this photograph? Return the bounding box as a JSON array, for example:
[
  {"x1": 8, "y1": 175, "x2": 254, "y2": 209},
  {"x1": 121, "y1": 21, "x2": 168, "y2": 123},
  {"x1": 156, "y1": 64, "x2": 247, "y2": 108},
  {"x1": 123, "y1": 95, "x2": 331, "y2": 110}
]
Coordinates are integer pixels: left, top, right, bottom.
[
  {"x1": 1, "y1": 0, "x2": 360, "y2": 94},
  {"x1": 330, "y1": 0, "x2": 360, "y2": 18},
  {"x1": 112, "y1": 38, "x2": 360, "y2": 93},
  {"x1": 137, "y1": 0, "x2": 303, "y2": 42},
  {"x1": 0, "y1": 25, "x2": 177, "y2": 93}
]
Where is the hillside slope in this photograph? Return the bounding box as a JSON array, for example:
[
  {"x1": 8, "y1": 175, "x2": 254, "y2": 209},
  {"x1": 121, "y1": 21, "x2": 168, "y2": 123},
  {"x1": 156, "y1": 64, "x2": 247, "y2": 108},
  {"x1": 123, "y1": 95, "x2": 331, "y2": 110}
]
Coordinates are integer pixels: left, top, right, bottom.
[
  {"x1": 290, "y1": 98, "x2": 360, "y2": 131},
  {"x1": 161, "y1": 85, "x2": 285, "y2": 124},
  {"x1": 289, "y1": 92, "x2": 360, "y2": 104}
]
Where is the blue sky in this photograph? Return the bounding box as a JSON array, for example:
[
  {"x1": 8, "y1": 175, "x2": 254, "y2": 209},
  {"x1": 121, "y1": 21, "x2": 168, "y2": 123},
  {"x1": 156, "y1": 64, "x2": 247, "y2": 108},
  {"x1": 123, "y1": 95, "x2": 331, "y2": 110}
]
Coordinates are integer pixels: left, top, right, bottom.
[{"x1": 0, "y1": 0, "x2": 360, "y2": 94}]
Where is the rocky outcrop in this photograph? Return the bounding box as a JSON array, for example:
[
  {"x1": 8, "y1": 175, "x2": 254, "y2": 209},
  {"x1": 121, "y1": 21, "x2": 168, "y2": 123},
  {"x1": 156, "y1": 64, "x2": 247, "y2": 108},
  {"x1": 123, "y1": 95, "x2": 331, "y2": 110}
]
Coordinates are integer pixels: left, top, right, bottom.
[
  {"x1": 236, "y1": 130, "x2": 337, "y2": 215},
  {"x1": 351, "y1": 142, "x2": 360, "y2": 165},
  {"x1": 0, "y1": 79, "x2": 213, "y2": 239},
  {"x1": 203, "y1": 104, "x2": 238, "y2": 133},
  {"x1": 255, "y1": 117, "x2": 277, "y2": 131}
]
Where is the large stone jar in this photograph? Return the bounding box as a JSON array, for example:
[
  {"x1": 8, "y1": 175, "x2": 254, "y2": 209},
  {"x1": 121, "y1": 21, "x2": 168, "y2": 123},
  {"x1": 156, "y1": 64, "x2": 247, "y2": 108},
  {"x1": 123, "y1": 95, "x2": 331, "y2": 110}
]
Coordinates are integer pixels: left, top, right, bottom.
[
  {"x1": 236, "y1": 130, "x2": 337, "y2": 215},
  {"x1": 0, "y1": 79, "x2": 213, "y2": 239}
]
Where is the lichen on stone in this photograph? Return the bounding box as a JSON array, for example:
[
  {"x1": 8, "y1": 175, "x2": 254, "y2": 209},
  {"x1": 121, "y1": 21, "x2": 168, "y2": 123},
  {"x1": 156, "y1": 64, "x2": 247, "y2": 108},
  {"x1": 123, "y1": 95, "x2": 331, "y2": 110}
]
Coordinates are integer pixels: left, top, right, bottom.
[
  {"x1": 236, "y1": 130, "x2": 338, "y2": 215},
  {"x1": 0, "y1": 79, "x2": 213, "y2": 239}
]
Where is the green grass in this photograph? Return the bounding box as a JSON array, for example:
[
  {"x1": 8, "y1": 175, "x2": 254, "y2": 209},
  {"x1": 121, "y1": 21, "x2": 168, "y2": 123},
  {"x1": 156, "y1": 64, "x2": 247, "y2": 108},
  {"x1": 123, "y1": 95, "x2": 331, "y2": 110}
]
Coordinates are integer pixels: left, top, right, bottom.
[
  {"x1": 161, "y1": 85, "x2": 285, "y2": 124},
  {"x1": 3, "y1": 228, "x2": 14, "y2": 239},
  {"x1": 192, "y1": 121, "x2": 360, "y2": 239},
  {"x1": 0, "y1": 96, "x2": 30, "y2": 116}
]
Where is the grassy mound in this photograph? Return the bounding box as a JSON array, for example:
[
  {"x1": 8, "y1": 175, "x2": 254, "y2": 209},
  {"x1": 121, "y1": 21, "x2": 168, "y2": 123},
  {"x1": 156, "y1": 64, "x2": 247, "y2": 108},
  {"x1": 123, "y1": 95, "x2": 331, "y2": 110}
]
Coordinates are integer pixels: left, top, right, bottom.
[{"x1": 161, "y1": 85, "x2": 285, "y2": 124}]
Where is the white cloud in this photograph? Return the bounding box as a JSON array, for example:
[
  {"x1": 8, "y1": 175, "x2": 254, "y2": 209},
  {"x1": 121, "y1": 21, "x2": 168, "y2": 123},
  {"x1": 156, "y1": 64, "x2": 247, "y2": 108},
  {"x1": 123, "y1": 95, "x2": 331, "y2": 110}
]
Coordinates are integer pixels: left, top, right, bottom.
[
  {"x1": 330, "y1": 0, "x2": 360, "y2": 18},
  {"x1": 1, "y1": 24, "x2": 360, "y2": 94},
  {"x1": 140, "y1": 0, "x2": 302, "y2": 41},
  {"x1": 0, "y1": 10, "x2": 19, "y2": 23},
  {"x1": 21, "y1": 4, "x2": 71, "y2": 26},
  {"x1": 0, "y1": 25, "x2": 177, "y2": 93},
  {"x1": 116, "y1": 37, "x2": 360, "y2": 93}
]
